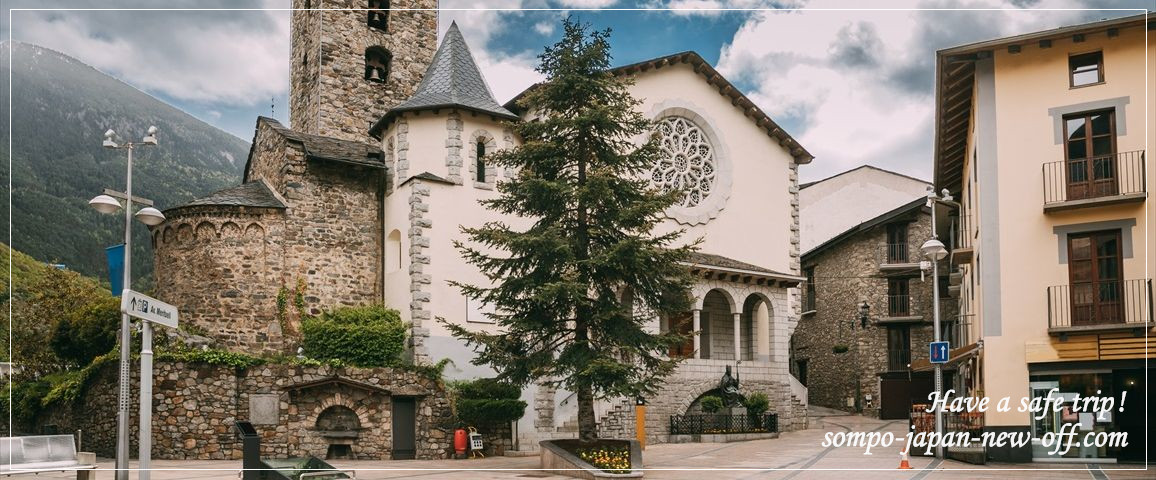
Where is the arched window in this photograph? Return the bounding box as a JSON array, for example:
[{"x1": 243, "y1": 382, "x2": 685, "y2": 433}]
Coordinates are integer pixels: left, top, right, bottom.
[
  {"x1": 386, "y1": 229, "x2": 402, "y2": 272},
  {"x1": 364, "y1": 47, "x2": 391, "y2": 83},
  {"x1": 368, "y1": 0, "x2": 389, "y2": 31},
  {"x1": 475, "y1": 140, "x2": 487, "y2": 183}
]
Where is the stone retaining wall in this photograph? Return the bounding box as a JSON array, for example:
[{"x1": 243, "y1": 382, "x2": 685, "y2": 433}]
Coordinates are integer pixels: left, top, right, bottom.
[{"x1": 36, "y1": 361, "x2": 452, "y2": 461}]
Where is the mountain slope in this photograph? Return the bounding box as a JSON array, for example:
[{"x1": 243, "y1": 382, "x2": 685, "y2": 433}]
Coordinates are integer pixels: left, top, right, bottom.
[{"x1": 0, "y1": 41, "x2": 248, "y2": 285}]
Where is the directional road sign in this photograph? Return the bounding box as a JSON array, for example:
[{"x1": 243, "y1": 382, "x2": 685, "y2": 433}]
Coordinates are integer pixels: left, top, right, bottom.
[
  {"x1": 929, "y1": 341, "x2": 950, "y2": 364},
  {"x1": 121, "y1": 289, "x2": 179, "y2": 328}
]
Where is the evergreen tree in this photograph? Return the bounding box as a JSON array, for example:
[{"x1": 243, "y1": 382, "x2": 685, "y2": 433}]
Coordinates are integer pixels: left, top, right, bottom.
[{"x1": 443, "y1": 18, "x2": 696, "y2": 442}]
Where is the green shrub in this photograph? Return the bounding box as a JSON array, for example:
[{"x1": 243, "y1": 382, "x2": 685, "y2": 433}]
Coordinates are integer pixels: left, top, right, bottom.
[
  {"x1": 454, "y1": 378, "x2": 526, "y2": 430},
  {"x1": 744, "y1": 392, "x2": 770, "y2": 416},
  {"x1": 51, "y1": 295, "x2": 119, "y2": 367},
  {"x1": 700, "y1": 395, "x2": 723, "y2": 413},
  {"x1": 301, "y1": 305, "x2": 406, "y2": 367}
]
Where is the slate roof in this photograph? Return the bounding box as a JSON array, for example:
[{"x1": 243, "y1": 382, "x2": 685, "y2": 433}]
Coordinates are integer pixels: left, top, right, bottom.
[
  {"x1": 683, "y1": 252, "x2": 803, "y2": 283},
  {"x1": 173, "y1": 180, "x2": 286, "y2": 211},
  {"x1": 370, "y1": 22, "x2": 517, "y2": 137}
]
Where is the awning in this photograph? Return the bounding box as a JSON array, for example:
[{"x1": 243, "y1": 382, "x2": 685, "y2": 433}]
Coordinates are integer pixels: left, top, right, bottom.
[{"x1": 910, "y1": 342, "x2": 981, "y2": 372}]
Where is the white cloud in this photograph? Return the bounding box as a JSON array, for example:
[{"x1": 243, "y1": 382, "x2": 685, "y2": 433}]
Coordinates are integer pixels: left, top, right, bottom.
[
  {"x1": 556, "y1": 0, "x2": 620, "y2": 7},
  {"x1": 9, "y1": 3, "x2": 290, "y2": 106},
  {"x1": 534, "y1": 21, "x2": 556, "y2": 34},
  {"x1": 715, "y1": 0, "x2": 1101, "y2": 182}
]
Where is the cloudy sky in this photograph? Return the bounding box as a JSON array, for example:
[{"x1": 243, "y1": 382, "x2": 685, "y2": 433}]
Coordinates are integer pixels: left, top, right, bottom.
[{"x1": 2, "y1": 0, "x2": 1150, "y2": 182}]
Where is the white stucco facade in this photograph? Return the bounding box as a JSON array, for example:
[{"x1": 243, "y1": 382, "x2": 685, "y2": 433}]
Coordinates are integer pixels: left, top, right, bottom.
[
  {"x1": 800, "y1": 165, "x2": 930, "y2": 253},
  {"x1": 373, "y1": 49, "x2": 812, "y2": 447}
]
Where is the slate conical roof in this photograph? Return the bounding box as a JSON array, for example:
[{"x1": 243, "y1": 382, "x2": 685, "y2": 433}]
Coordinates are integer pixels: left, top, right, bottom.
[{"x1": 371, "y1": 22, "x2": 517, "y2": 137}]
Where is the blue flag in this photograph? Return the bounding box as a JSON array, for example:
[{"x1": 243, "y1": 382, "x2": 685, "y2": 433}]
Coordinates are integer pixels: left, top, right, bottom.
[{"x1": 106, "y1": 244, "x2": 125, "y2": 296}]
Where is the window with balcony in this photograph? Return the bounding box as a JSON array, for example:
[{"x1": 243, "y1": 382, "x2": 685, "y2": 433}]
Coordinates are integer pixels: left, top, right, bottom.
[
  {"x1": 885, "y1": 223, "x2": 909, "y2": 264},
  {"x1": 1069, "y1": 51, "x2": 1103, "y2": 87},
  {"x1": 1063, "y1": 110, "x2": 1117, "y2": 201},
  {"x1": 888, "y1": 278, "x2": 910, "y2": 317},
  {"x1": 1067, "y1": 230, "x2": 1122, "y2": 326},
  {"x1": 887, "y1": 325, "x2": 910, "y2": 371}
]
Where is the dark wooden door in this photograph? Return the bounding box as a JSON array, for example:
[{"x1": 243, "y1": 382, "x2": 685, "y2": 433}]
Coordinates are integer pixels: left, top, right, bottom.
[
  {"x1": 1068, "y1": 230, "x2": 1123, "y2": 325},
  {"x1": 667, "y1": 312, "x2": 694, "y2": 358},
  {"x1": 880, "y1": 375, "x2": 934, "y2": 420},
  {"x1": 1064, "y1": 111, "x2": 1117, "y2": 200},
  {"x1": 391, "y1": 397, "x2": 416, "y2": 460}
]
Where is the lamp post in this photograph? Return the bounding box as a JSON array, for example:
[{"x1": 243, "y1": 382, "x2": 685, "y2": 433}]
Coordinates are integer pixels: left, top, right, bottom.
[
  {"x1": 921, "y1": 186, "x2": 952, "y2": 460},
  {"x1": 89, "y1": 127, "x2": 163, "y2": 480}
]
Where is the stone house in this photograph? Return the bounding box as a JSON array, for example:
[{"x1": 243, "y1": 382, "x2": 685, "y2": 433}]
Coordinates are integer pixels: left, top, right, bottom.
[
  {"x1": 794, "y1": 188, "x2": 959, "y2": 419},
  {"x1": 152, "y1": 3, "x2": 812, "y2": 452}
]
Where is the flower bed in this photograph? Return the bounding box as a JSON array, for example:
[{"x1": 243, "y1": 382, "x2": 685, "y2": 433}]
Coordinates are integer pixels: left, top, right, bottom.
[
  {"x1": 540, "y1": 439, "x2": 643, "y2": 479},
  {"x1": 575, "y1": 443, "x2": 632, "y2": 474}
]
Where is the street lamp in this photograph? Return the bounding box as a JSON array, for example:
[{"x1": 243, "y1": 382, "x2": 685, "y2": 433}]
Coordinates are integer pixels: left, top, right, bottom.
[
  {"x1": 857, "y1": 300, "x2": 870, "y2": 329},
  {"x1": 922, "y1": 186, "x2": 955, "y2": 460},
  {"x1": 89, "y1": 127, "x2": 162, "y2": 480}
]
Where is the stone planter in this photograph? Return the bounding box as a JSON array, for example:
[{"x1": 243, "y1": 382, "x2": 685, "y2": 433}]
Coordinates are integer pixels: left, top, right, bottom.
[{"x1": 539, "y1": 439, "x2": 644, "y2": 479}]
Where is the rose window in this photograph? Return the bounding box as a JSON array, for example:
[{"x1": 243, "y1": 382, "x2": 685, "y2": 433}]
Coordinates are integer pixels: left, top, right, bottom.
[{"x1": 651, "y1": 116, "x2": 716, "y2": 208}]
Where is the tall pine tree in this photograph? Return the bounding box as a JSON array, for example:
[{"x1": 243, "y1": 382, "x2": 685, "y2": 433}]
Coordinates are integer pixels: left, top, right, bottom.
[{"x1": 442, "y1": 18, "x2": 697, "y2": 442}]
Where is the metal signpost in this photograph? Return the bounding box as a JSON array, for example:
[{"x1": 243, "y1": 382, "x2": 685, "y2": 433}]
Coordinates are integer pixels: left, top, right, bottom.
[{"x1": 121, "y1": 289, "x2": 178, "y2": 480}]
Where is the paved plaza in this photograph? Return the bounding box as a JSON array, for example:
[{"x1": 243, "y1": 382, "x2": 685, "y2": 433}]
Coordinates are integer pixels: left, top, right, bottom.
[{"x1": 24, "y1": 415, "x2": 1151, "y2": 480}]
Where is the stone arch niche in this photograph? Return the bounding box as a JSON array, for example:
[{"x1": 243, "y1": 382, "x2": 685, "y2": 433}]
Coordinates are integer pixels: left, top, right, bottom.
[
  {"x1": 315, "y1": 405, "x2": 362, "y2": 459},
  {"x1": 741, "y1": 293, "x2": 774, "y2": 362}
]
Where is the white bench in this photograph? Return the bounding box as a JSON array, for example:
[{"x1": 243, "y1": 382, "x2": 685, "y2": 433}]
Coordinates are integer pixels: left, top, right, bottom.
[{"x1": 1, "y1": 435, "x2": 96, "y2": 480}]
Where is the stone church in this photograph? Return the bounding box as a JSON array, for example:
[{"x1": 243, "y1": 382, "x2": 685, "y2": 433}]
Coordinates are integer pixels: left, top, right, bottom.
[{"x1": 153, "y1": 1, "x2": 812, "y2": 449}]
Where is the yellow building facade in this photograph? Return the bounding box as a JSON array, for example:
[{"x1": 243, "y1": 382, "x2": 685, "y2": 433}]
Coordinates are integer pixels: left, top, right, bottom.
[{"x1": 932, "y1": 14, "x2": 1153, "y2": 463}]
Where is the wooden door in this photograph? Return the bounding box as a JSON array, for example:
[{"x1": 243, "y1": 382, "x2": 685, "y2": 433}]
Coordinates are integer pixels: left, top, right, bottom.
[
  {"x1": 1068, "y1": 230, "x2": 1123, "y2": 325},
  {"x1": 667, "y1": 312, "x2": 694, "y2": 358},
  {"x1": 391, "y1": 397, "x2": 416, "y2": 460},
  {"x1": 1064, "y1": 111, "x2": 1117, "y2": 200}
]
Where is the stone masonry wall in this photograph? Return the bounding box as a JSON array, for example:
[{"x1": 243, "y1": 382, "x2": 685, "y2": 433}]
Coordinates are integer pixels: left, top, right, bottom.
[
  {"x1": 290, "y1": 0, "x2": 437, "y2": 143},
  {"x1": 153, "y1": 206, "x2": 289, "y2": 353},
  {"x1": 37, "y1": 362, "x2": 452, "y2": 460},
  {"x1": 157, "y1": 119, "x2": 386, "y2": 353},
  {"x1": 795, "y1": 211, "x2": 953, "y2": 418}
]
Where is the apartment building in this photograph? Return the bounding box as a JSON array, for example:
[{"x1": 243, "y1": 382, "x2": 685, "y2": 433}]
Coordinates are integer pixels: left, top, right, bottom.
[{"x1": 931, "y1": 14, "x2": 1153, "y2": 463}]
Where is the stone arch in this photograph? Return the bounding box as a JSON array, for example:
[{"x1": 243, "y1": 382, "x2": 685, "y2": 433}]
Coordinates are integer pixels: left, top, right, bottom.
[
  {"x1": 220, "y1": 221, "x2": 242, "y2": 239},
  {"x1": 311, "y1": 393, "x2": 371, "y2": 428},
  {"x1": 674, "y1": 378, "x2": 730, "y2": 417},
  {"x1": 162, "y1": 225, "x2": 175, "y2": 244},
  {"x1": 194, "y1": 221, "x2": 217, "y2": 241},
  {"x1": 695, "y1": 287, "x2": 736, "y2": 313},
  {"x1": 385, "y1": 229, "x2": 402, "y2": 272},
  {"x1": 176, "y1": 223, "x2": 194, "y2": 244},
  {"x1": 364, "y1": 46, "x2": 391, "y2": 83},
  {"x1": 742, "y1": 292, "x2": 775, "y2": 362},
  {"x1": 467, "y1": 129, "x2": 499, "y2": 187},
  {"x1": 244, "y1": 223, "x2": 265, "y2": 241}
]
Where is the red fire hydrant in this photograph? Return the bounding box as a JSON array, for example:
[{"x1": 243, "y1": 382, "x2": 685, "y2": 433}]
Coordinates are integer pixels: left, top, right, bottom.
[{"x1": 454, "y1": 427, "x2": 468, "y2": 457}]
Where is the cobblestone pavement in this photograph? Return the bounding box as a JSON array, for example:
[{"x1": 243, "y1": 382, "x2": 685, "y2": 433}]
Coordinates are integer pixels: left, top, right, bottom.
[{"x1": 26, "y1": 416, "x2": 1152, "y2": 479}]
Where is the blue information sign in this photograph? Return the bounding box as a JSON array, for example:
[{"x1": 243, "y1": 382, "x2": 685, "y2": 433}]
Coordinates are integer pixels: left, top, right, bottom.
[
  {"x1": 106, "y1": 244, "x2": 125, "y2": 296},
  {"x1": 929, "y1": 341, "x2": 950, "y2": 364}
]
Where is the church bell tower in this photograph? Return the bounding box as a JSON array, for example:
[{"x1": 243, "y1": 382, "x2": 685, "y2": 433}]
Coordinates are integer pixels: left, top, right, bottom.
[{"x1": 289, "y1": 0, "x2": 438, "y2": 144}]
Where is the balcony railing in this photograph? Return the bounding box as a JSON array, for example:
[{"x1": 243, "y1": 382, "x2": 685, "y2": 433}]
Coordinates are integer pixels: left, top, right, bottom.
[
  {"x1": 949, "y1": 212, "x2": 973, "y2": 251},
  {"x1": 879, "y1": 243, "x2": 915, "y2": 266},
  {"x1": 1042, "y1": 150, "x2": 1147, "y2": 208},
  {"x1": 887, "y1": 294, "x2": 913, "y2": 317},
  {"x1": 669, "y1": 413, "x2": 778, "y2": 435},
  {"x1": 1046, "y1": 279, "x2": 1153, "y2": 332},
  {"x1": 946, "y1": 314, "x2": 975, "y2": 349},
  {"x1": 887, "y1": 349, "x2": 911, "y2": 371}
]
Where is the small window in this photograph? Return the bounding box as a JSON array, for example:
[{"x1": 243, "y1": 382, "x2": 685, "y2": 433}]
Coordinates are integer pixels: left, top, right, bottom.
[
  {"x1": 1069, "y1": 51, "x2": 1103, "y2": 87},
  {"x1": 803, "y1": 266, "x2": 816, "y2": 312},
  {"x1": 364, "y1": 47, "x2": 391, "y2": 83},
  {"x1": 475, "y1": 140, "x2": 487, "y2": 183},
  {"x1": 368, "y1": 0, "x2": 389, "y2": 31}
]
